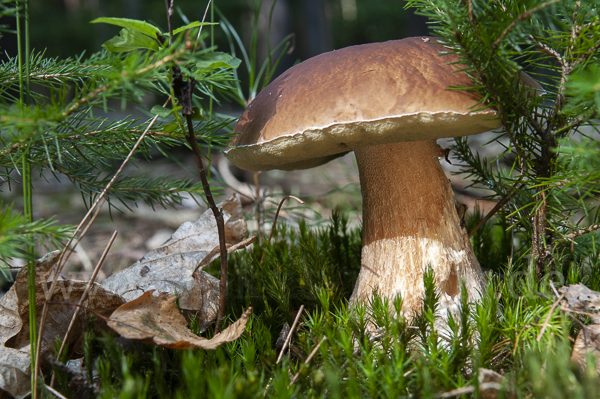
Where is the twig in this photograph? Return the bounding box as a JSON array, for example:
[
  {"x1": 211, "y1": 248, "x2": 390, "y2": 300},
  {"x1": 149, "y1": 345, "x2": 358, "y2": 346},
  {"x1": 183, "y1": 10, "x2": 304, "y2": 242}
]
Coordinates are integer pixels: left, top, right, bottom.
[
  {"x1": 529, "y1": 35, "x2": 566, "y2": 70},
  {"x1": 436, "y1": 383, "x2": 504, "y2": 398},
  {"x1": 196, "y1": 0, "x2": 213, "y2": 43},
  {"x1": 565, "y1": 224, "x2": 600, "y2": 240},
  {"x1": 468, "y1": 184, "x2": 524, "y2": 238},
  {"x1": 165, "y1": 0, "x2": 174, "y2": 45},
  {"x1": 254, "y1": 172, "x2": 262, "y2": 244},
  {"x1": 268, "y1": 196, "x2": 304, "y2": 242},
  {"x1": 260, "y1": 195, "x2": 304, "y2": 264},
  {"x1": 277, "y1": 305, "x2": 305, "y2": 364},
  {"x1": 549, "y1": 280, "x2": 560, "y2": 298},
  {"x1": 491, "y1": 0, "x2": 562, "y2": 53},
  {"x1": 560, "y1": 306, "x2": 600, "y2": 319},
  {"x1": 43, "y1": 385, "x2": 68, "y2": 399},
  {"x1": 193, "y1": 235, "x2": 257, "y2": 274},
  {"x1": 289, "y1": 336, "x2": 328, "y2": 386},
  {"x1": 166, "y1": 0, "x2": 229, "y2": 333},
  {"x1": 536, "y1": 293, "x2": 564, "y2": 341},
  {"x1": 183, "y1": 113, "x2": 229, "y2": 334},
  {"x1": 50, "y1": 230, "x2": 117, "y2": 388},
  {"x1": 33, "y1": 97, "x2": 171, "y2": 393},
  {"x1": 467, "y1": 0, "x2": 473, "y2": 24}
]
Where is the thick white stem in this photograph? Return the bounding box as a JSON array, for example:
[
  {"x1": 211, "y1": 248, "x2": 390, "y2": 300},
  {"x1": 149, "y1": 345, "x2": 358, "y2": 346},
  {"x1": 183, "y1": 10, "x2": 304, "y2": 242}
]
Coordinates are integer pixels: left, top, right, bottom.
[{"x1": 351, "y1": 140, "x2": 484, "y2": 320}]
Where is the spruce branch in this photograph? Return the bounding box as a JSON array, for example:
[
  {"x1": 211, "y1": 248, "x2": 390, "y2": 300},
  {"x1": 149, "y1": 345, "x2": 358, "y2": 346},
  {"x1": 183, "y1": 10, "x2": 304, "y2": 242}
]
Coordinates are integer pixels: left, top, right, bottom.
[
  {"x1": 491, "y1": 0, "x2": 563, "y2": 54},
  {"x1": 565, "y1": 224, "x2": 600, "y2": 240}
]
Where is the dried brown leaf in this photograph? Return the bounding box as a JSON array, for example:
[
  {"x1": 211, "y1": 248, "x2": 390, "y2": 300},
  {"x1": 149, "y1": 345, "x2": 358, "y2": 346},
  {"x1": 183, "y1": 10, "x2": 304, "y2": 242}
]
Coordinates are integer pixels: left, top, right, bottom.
[
  {"x1": 571, "y1": 324, "x2": 600, "y2": 374},
  {"x1": 559, "y1": 284, "x2": 600, "y2": 323},
  {"x1": 559, "y1": 284, "x2": 600, "y2": 373},
  {"x1": 478, "y1": 368, "x2": 515, "y2": 399},
  {"x1": 102, "y1": 194, "x2": 248, "y2": 332},
  {"x1": 0, "y1": 251, "x2": 124, "y2": 398},
  {"x1": 107, "y1": 290, "x2": 251, "y2": 349}
]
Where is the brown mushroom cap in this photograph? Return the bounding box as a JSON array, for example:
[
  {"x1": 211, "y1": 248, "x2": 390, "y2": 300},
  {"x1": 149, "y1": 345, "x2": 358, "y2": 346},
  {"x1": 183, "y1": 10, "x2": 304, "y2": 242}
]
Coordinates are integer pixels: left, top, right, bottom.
[{"x1": 228, "y1": 37, "x2": 501, "y2": 172}]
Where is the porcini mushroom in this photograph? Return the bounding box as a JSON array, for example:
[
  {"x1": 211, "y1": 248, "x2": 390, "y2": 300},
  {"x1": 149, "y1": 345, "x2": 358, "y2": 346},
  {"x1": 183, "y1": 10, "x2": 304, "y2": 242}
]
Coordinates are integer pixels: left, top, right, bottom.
[{"x1": 227, "y1": 37, "x2": 501, "y2": 320}]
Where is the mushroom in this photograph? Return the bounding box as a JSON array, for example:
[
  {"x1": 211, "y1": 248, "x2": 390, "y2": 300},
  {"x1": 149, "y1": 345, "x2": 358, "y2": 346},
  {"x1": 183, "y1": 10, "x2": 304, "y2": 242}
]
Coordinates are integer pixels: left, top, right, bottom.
[{"x1": 227, "y1": 37, "x2": 502, "y2": 320}]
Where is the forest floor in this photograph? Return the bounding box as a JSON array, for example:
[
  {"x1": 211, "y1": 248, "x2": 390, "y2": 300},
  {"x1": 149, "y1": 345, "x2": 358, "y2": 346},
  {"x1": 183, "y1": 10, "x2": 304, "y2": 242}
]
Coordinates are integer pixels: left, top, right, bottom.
[{"x1": 0, "y1": 132, "x2": 503, "y2": 290}]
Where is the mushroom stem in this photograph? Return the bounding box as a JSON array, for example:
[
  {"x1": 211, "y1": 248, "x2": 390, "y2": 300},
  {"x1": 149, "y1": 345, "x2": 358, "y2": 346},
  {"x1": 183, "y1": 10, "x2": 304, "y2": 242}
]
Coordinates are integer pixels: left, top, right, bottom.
[{"x1": 351, "y1": 139, "x2": 484, "y2": 319}]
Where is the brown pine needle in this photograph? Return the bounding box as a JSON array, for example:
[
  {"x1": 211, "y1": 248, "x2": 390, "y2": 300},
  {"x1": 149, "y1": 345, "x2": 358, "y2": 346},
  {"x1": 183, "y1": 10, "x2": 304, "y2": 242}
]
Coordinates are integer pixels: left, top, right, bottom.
[
  {"x1": 536, "y1": 293, "x2": 564, "y2": 342},
  {"x1": 268, "y1": 195, "x2": 304, "y2": 246},
  {"x1": 33, "y1": 97, "x2": 171, "y2": 397},
  {"x1": 43, "y1": 384, "x2": 68, "y2": 399},
  {"x1": 260, "y1": 195, "x2": 304, "y2": 264},
  {"x1": 50, "y1": 230, "x2": 118, "y2": 388},
  {"x1": 289, "y1": 336, "x2": 328, "y2": 386},
  {"x1": 277, "y1": 305, "x2": 305, "y2": 364}
]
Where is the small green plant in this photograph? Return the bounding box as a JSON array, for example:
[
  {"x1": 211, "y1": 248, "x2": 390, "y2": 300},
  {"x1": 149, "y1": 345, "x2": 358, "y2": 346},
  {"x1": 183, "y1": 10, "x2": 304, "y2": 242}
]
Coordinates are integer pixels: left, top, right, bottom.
[
  {"x1": 83, "y1": 214, "x2": 594, "y2": 398},
  {"x1": 4, "y1": 0, "x2": 600, "y2": 397},
  {"x1": 1, "y1": 0, "x2": 243, "y2": 392}
]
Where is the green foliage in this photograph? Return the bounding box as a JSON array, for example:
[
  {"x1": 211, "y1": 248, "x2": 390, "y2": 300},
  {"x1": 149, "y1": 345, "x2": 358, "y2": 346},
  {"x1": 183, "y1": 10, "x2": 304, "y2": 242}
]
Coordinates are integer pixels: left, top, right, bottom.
[
  {"x1": 216, "y1": 3, "x2": 294, "y2": 106},
  {"x1": 5, "y1": 1, "x2": 600, "y2": 397},
  {"x1": 0, "y1": 5, "x2": 241, "y2": 262},
  {"x1": 208, "y1": 210, "x2": 362, "y2": 333},
  {"x1": 75, "y1": 216, "x2": 596, "y2": 398},
  {"x1": 0, "y1": 203, "x2": 72, "y2": 272},
  {"x1": 467, "y1": 205, "x2": 515, "y2": 272},
  {"x1": 404, "y1": 0, "x2": 600, "y2": 272}
]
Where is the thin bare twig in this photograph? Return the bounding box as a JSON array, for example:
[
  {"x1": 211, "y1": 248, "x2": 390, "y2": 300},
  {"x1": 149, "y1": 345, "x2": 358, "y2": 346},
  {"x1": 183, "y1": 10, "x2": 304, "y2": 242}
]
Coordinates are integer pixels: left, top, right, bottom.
[
  {"x1": 536, "y1": 293, "x2": 564, "y2": 341},
  {"x1": 196, "y1": 0, "x2": 213, "y2": 43},
  {"x1": 43, "y1": 385, "x2": 68, "y2": 399},
  {"x1": 277, "y1": 305, "x2": 305, "y2": 364},
  {"x1": 165, "y1": 0, "x2": 174, "y2": 45},
  {"x1": 467, "y1": 0, "x2": 474, "y2": 24},
  {"x1": 565, "y1": 224, "x2": 600, "y2": 240},
  {"x1": 436, "y1": 383, "x2": 505, "y2": 398},
  {"x1": 33, "y1": 97, "x2": 171, "y2": 395},
  {"x1": 183, "y1": 114, "x2": 229, "y2": 333},
  {"x1": 549, "y1": 280, "x2": 561, "y2": 299},
  {"x1": 267, "y1": 195, "x2": 304, "y2": 245},
  {"x1": 260, "y1": 195, "x2": 304, "y2": 264},
  {"x1": 561, "y1": 306, "x2": 600, "y2": 319},
  {"x1": 167, "y1": 0, "x2": 229, "y2": 334},
  {"x1": 50, "y1": 230, "x2": 118, "y2": 388},
  {"x1": 254, "y1": 172, "x2": 262, "y2": 244},
  {"x1": 289, "y1": 336, "x2": 328, "y2": 386}
]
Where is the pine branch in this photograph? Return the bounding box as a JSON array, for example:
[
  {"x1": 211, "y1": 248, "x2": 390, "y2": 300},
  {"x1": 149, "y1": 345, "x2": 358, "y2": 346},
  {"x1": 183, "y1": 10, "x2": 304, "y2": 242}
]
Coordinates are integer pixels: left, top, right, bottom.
[
  {"x1": 491, "y1": 0, "x2": 562, "y2": 53},
  {"x1": 565, "y1": 225, "x2": 600, "y2": 240},
  {"x1": 0, "y1": 204, "x2": 73, "y2": 265}
]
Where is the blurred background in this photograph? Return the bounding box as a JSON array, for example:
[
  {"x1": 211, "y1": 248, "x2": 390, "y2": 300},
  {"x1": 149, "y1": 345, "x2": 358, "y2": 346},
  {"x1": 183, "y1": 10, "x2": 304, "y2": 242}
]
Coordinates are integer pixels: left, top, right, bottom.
[
  {"x1": 1, "y1": 1, "x2": 500, "y2": 283},
  {"x1": 1, "y1": 0, "x2": 428, "y2": 61}
]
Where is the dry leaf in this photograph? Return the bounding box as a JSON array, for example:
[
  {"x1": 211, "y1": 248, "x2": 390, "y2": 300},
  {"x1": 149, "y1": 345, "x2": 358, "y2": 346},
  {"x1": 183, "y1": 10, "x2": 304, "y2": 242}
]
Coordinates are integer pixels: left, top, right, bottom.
[
  {"x1": 559, "y1": 284, "x2": 600, "y2": 373},
  {"x1": 571, "y1": 324, "x2": 600, "y2": 373},
  {"x1": 0, "y1": 251, "x2": 124, "y2": 398},
  {"x1": 478, "y1": 368, "x2": 515, "y2": 399},
  {"x1": 559, "y1": 283, "x2": 600, "y2": 323},
  {"x1": 107, "y1": 290, "x2": 251, "y2": 349},
  {"x1": 102, "y1": 194, "x2": 250, "y2": 332},
  {"x1": 437, "y1": 368, "x2": 515, "y2": 399}
]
